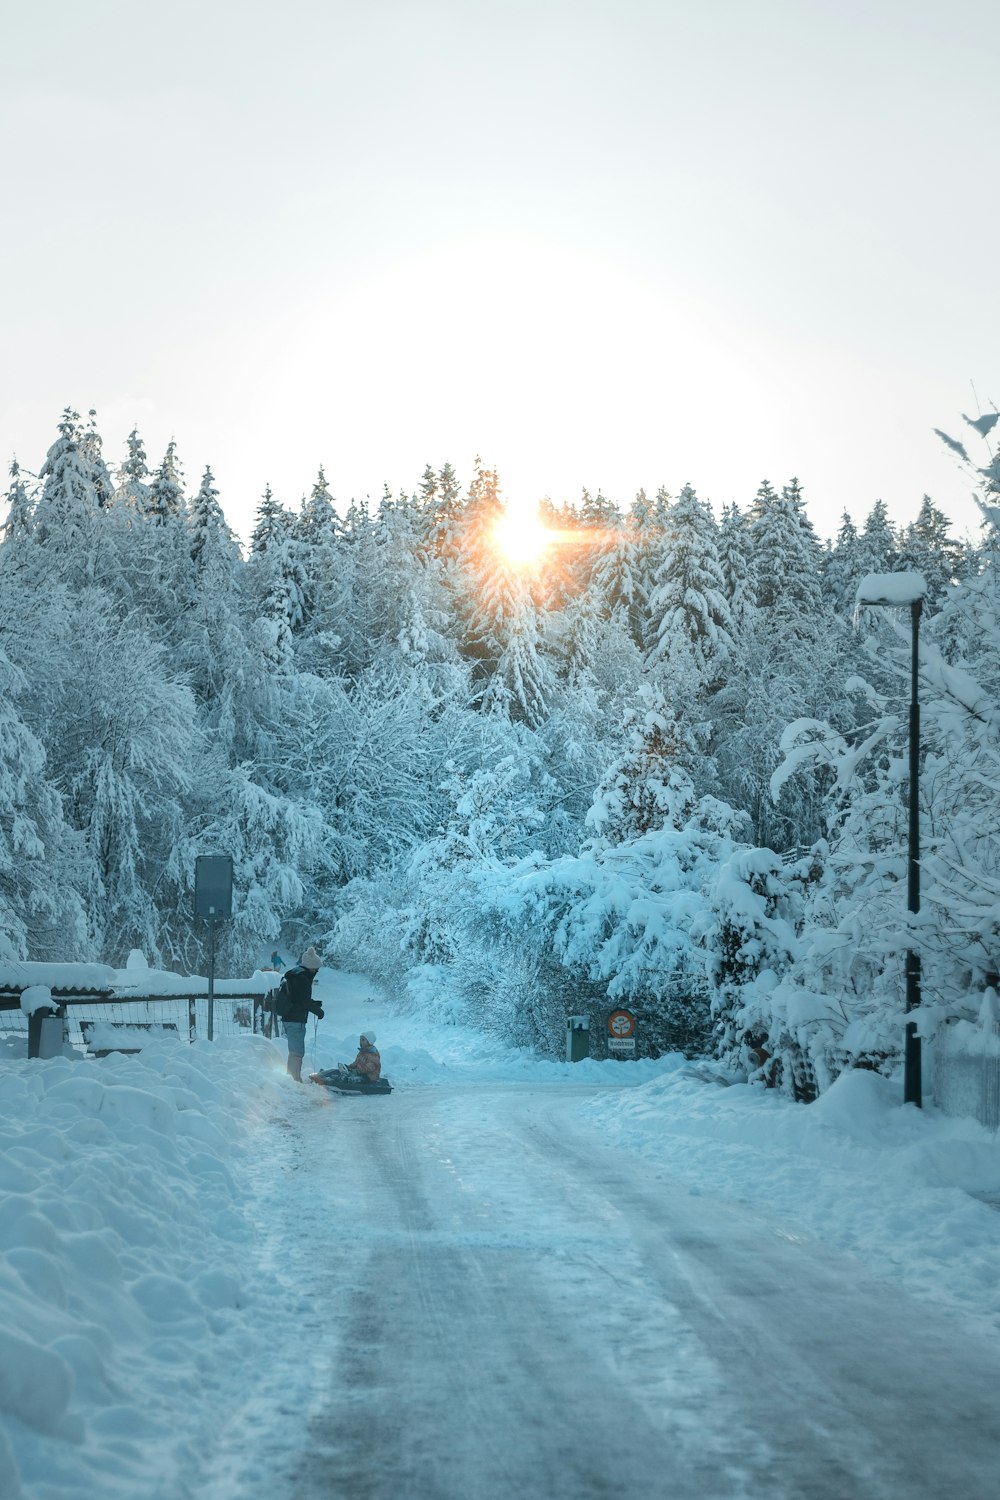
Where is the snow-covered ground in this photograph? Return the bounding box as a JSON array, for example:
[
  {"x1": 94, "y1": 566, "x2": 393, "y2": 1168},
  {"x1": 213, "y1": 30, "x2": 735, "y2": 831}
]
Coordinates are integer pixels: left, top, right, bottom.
[{"x1": 2, "y1": 970, "x2": 999, "y2": 1498}]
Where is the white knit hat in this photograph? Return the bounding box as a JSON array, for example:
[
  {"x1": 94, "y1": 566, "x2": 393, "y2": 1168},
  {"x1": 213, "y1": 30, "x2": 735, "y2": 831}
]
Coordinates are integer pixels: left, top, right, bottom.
[
  {"x1": 360, "y1": 1029, "x2": 376, "y2": 1046},
  {"x1": 301, "y1": 946, "x2": 322, "y2": 970}
]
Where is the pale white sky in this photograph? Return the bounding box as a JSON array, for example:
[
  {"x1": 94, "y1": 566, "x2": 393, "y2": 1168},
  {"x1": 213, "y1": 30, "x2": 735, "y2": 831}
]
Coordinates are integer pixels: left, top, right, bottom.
[{"x1": 1, "y1": 0, "x2": 997, "y2": 544}]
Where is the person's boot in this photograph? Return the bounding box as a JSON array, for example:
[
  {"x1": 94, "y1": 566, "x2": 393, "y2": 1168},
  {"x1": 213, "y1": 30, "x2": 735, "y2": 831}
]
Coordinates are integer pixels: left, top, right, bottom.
[{"x1": 287, "y1": 1052, "x2": 303, "y2": 1082}]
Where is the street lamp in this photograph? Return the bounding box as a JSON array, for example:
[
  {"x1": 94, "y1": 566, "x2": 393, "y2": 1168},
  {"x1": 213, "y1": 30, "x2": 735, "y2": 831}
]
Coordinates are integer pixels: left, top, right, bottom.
[{"x1": 856, "y1": 572, "x2": 927, "y2": 1107}]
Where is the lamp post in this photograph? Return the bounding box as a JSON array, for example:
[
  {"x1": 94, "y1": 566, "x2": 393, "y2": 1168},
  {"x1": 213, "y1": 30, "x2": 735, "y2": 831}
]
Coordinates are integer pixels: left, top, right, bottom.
[
  {"x1": 194, "y1": 855, "x2": 234, "y2": 1042},
  {"x1": 856, "y1": 573, "x2": 927, "y2": 1106}
]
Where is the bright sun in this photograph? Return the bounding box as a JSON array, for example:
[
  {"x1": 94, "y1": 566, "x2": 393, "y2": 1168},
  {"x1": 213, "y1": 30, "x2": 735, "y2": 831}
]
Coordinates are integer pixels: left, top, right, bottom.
[{"x1": 493, "y1": 511, "x2": 550, "y2": 566}]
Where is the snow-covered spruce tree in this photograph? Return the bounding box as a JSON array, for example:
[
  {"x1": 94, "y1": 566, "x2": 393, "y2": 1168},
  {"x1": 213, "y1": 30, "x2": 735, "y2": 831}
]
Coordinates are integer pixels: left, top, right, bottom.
[
  {"x1": 2, "y1": 459, "x2": 35, "y2": 546},
  {"x1": 479, "y1": 561, "x2": 553, "y2": 728},
  {"x1": 418, "y1": 459, "x2": 464, "y2": 562},
  {"x1": 821, "y1": 511, "x2": 865, "y2": 615},
  {"x1": 857, "y1": 497, "x2": 899, "y2": 577},
  {"x1": 294, "y1": 468, "x2": 355, "y2": 676},
  {"x1": 24, "y1": 411, "x2": 137, "y2": 605},
  {"x1": 709, "y1": 605, "x2": 861, "y2": 852},
  {"x1": 632, "y1": 487, "x2": 671, "y2": 657},
  {"x1": 645, "y1": 483, "x2": 732, "y2": 686},
  {"x1": 453, "y1": 458, "x2": 506, "y2": 667},
  {"x1": 337, "y1": 497, "x2": 386, "y2": 675},
  {"x1": 768, "y1": 710, "x2": 913, "y2": 1089},
  {"x1": 0, "y1": 645, "x2": 87, "y2": 962},
  {"x1": 533, "y1": 648, "x2": 642, "y2": 850},
  {"x1": 710, "y1": 477, "x2": 848, "y2": 849},
  {"x1": 718, "y1": 502, "x2": 754, "y2": 634},
  {"x1": 589, "y1": 514, "x2": 646, "y2": 644},
  {"x1": 586, "y1": 683, "x2": 700, "y2": 847},
  {"x1": 571, "y1": 487, "x2": 623, "y2": 598},
  {"x1": 113, "y1": 428, "x2": 151, "y2": 514},
  {"x1": 247, "y1": 486, "x2": 306, "y2": 674},
  {"x1": 749, "y1": 477, "x2": 824, "y2": 639},
  {"x1": 145, "y1": 440, "x2": 186, "y2": 526},
  {"x1": 297, "y1": 469, "x2": 342, "y2": 605},
  {"x1": 417, "y1": 462, "x2": 438, "y2": 510},
  {"x1": 371, "y1": 493, "x2": 456, "y2": 671},
  {"x1": 31, "y1": 409, "x2": 98, "y2": 574},
  {"x1": 79, "y1": 410, "x2": 115, "y2": 511},
  {"x1": 555, "y1": 587, "x2": 644, "y2": 717},
  {"x1": 112, "y1": 440, "x2": 193, "y2": 637},
  {"x1": 693, "y1": 845, "x2": 821, "y2": 1097},
  {"x1": 896, "y1": 495, "x2": 967, "y2": 610},
  {"x1": 181, "y1": 466, "x2": 259, "y2": 756}
]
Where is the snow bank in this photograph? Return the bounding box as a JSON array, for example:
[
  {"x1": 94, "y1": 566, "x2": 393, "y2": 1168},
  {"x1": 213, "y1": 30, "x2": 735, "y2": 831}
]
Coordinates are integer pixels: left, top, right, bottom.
[{"x1": 0, "y1": 1033, "x2": 286, "y2": 1498}]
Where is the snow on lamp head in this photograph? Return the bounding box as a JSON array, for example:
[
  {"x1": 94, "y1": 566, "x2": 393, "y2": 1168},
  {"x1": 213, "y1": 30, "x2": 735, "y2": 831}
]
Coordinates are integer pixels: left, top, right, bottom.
[{"x1": 854, "y1": 571, "x2": 927, "y2": 610}]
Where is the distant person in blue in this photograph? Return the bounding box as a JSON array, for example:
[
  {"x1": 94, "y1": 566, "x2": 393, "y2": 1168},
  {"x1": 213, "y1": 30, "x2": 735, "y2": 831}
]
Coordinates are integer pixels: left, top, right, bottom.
[
  {"x1": 279, "y1": 947, "x2": 324, "y2": 1082},
  {"x1": 270, "y1": 949, "x2": 283, "y2": 970}
]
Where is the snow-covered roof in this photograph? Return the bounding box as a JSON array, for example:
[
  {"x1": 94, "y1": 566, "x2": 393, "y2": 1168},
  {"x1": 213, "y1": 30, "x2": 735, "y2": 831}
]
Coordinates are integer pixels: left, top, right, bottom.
[{"x1": 0, "y1": 959, "x2": 274, "y2": 999}]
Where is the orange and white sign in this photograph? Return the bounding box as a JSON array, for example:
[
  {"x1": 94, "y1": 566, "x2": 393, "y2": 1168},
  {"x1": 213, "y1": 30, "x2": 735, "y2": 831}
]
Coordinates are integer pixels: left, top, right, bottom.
[{"x1": 607, "y1": 1009, "x2": 636, "y2": 1038}]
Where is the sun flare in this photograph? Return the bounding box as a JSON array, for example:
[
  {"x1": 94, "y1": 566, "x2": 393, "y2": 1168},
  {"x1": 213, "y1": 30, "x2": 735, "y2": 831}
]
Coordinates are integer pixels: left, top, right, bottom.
[{"x1": 493, "y1": 510, "x2": 551, "y2": 566}]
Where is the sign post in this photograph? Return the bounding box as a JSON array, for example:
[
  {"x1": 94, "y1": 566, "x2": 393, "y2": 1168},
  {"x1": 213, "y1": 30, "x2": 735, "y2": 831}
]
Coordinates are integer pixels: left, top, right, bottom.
[
  {"x1": 606, "y1": 1008, "x2": 636, "y2": 1058},
  {"x1": 194, "y1": 856, "x2": 233, "y2": 1042}
]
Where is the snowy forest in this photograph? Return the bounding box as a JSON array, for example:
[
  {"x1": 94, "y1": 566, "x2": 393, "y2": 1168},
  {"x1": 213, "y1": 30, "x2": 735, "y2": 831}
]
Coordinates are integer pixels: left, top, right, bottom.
[{"x1": 2, "y1": 407, "x2": 999, "y2": 1097}]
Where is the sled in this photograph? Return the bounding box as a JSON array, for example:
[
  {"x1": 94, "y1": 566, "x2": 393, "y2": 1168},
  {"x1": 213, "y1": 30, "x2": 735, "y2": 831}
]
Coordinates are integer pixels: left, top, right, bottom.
[{"x1": 309, "y1": 1067, "x2": 393, "y2": 1096}]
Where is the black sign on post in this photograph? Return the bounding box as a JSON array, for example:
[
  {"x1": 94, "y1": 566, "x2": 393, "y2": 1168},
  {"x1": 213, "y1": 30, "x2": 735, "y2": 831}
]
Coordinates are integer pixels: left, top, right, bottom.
[
  {"x1": 195, "y1": 855, "x2": 233, "y2": 1041},
  {"x1": 194, "y1": 855, "x2": 233, "y2": 919}
]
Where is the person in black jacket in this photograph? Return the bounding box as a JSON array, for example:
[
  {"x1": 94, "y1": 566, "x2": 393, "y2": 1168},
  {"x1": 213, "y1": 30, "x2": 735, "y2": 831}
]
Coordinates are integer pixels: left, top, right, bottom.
[{"x1": 280, "y1": 946, "x2": 324, "y2": 1080}]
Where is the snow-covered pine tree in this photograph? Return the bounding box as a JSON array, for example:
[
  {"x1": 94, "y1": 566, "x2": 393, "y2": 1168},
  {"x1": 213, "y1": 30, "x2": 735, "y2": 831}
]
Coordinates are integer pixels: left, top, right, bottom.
[
  {"x1": 896, "y1": 495, "x2": 966, "y2": 608},
  {"x1": 2, "y1": 459, "x2": 34, "y2": 546},
  {"x1": 114, "y1": 428, "x2": 152, "y2": 513},
  {"x1": 415, "y1": 459, "x2": 463, "y2": 563},
  {"x1": 417, "y1": 463, "x2": 438, "y2": 507},
  {"x1": 480, "y1": 566, "x2": 553, "y2": 728},
  {"x1": 645, "y1": 483, "x2": 732, "y2": 684},
  {"x1": 146, "y1": 440, "x2": 186, "y2": 526},
  {"x1": 189, "y1": 465, "x2": 241, "y2": 575},
  {"x1": 822, "y1": 511, "x2": 864, "y2": 615},
  {"x1": 295, "y1": 466, "x2": 351, "y2": 658},
  {"x1": 181, "y1": 465, "x2": 256, "y2": 751},
  {"x1": 857, "y1": 497, "x2": 899, "y2": 576},
  {"x1": 586, "y1": 683, "x2": 698, "y2": 847},
  {"x1": 32, "y1": 409, "x2": 97, "y2": 569},
  {"x1": 0, "y1": 645, "x2": 86, "y2": 961},
  {"x1": 718, "y1": 502, "x2": 754, "y2": 634},
  {"x1": 589, "y1": 513, "x2": 644, "y2": 642},
  {"x1": 750, "y1": 477, "x2": 824, "y2": 637},
  {"x1": 80, "y1": 411, "x2": 115, "y2": 511},
  {"x1": 696, "y1": 844, "x2": 819, "y2": 1096},
  {"x1": 247, "y1": 486, "x2": 306, "y2": 673}
]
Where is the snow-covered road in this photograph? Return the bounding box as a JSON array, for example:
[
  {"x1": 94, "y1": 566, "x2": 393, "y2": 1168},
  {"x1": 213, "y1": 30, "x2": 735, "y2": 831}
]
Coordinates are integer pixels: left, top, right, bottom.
[{"x1": 212, "y1": 1076, "x2": 1000, "y2": 1500}]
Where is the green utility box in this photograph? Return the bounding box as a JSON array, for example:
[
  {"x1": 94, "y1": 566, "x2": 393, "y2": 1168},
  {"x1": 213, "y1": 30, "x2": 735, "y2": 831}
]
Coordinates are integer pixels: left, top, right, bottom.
[{"x1": 566, "y1": 1014, "x2": 590, "y2": 1063}]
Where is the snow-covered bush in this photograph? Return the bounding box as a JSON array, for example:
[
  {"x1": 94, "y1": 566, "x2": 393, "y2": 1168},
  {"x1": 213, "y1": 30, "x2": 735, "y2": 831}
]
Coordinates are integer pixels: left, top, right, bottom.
[
  {"x1": 499, "y1": 794, "x2": 751, "y2": 1057},
  {"x1": 694, "y1": 845, "x2": 823, "y2": 1096}
]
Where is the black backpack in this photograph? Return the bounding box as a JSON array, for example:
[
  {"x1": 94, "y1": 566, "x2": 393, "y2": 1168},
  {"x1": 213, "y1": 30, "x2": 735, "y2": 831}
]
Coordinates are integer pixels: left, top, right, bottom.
[{"x1": 272, "y1": 975, "x2": 293, "y2": 1019}]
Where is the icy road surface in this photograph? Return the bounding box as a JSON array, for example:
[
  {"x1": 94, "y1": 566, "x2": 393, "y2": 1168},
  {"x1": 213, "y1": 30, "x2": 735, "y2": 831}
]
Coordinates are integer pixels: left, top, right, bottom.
[{"x1": 213, "y1": 1079, "x2": 1000, "y2": 1500}]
